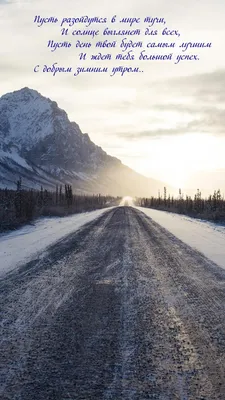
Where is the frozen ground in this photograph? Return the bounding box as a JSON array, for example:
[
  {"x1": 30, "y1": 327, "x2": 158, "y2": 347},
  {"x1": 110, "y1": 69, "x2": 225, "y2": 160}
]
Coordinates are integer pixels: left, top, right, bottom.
[
  {"x1": 1, "y1": 203, "x2": 225, "y2": 278},
  {"x1": 136, "y1": 207, "x2": 225, "y2": 270},
  {"x1": 0, "y1": 207, "x2": 113, "y2": 277},
  {"x1": 1, "y1": 207, "x2": 225, "y2": 399}
]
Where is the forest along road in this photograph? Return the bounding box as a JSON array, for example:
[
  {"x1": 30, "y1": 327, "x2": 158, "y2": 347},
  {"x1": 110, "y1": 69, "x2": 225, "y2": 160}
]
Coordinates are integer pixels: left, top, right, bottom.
[{"x1": 1, "y1": 206, "x2": 225, "y2": 400}]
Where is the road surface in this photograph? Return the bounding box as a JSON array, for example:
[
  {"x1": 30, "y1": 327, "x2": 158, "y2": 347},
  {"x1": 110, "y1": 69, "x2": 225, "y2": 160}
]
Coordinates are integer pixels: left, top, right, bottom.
[{"x1": 1, "y1": 206, "x2": 225, "y2": 399}]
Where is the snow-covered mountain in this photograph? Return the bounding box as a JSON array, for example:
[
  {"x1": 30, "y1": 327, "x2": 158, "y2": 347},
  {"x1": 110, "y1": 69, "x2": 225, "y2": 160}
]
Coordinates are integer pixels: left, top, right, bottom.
[{"x1": 0, "y1": 87, "x2": 167, "y2": 196}]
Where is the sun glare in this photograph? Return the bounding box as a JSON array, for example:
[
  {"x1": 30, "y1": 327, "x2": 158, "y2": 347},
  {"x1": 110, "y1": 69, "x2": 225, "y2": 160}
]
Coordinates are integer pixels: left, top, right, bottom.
[
  {"x1": 120, "y1": 196, "x2": 134, "y2": 206},
  {"x1": 121, "y1": 133, "x2": 225, "y2": 193},
  {"x1": 157, "y1": 134, "x2": 220, "y2": 189}
]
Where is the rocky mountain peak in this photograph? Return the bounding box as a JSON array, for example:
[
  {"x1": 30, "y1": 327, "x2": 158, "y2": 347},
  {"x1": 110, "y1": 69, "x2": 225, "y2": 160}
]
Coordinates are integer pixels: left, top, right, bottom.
[{"x1": 0, "y1": 87, "x2": 166, "y2": 196}]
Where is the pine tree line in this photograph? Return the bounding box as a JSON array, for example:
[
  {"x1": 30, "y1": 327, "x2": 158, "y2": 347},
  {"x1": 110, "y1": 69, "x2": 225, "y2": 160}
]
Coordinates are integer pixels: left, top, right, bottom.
[
  {"x1": 0, "y1": 179, "x2": 120, "y2": 231},
  {"x1": 136, "y1": 188, "x2": 225, "y2": 222}
]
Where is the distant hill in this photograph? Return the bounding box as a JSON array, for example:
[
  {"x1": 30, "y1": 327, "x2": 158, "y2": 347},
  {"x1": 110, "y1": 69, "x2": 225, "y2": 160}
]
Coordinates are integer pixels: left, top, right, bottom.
[{"x1": 0, "y1": 87, "x2": 169, "y2": 196}]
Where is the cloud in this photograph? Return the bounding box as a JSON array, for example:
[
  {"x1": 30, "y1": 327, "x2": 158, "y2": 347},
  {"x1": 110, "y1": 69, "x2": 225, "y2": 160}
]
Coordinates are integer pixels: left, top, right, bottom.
[
  {"x1": 1, "y1": 0, "x2": 225, "y2": 145},
  {"x1": 113, "y1": 69, "x2": 225, "y2": 140},
  {"x1": 153, "y1": 69, "x2": 225, "y2": 103},
  {"x1": 117, "y1": 128, "x2": 183, "y2": 139},
  {"x1": 116, "y1": 115, "x2": 225, "y2": 139},
  {"x1": 115, "y1": 108, "x2": 225, "y2": 140}
]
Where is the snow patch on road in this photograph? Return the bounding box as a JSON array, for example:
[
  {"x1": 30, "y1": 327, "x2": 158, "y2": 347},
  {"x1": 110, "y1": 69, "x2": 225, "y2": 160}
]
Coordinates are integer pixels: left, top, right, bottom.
[
  {"x1": 0, "y1": 208, "x2": 113, "y2": 277},
  {"x1": 136, "y1": 207, "x2": 225, "y2": 270}
]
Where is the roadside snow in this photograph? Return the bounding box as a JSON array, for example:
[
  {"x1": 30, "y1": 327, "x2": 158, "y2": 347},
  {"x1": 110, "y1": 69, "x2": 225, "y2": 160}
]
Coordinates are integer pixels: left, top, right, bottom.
[
  {"x1": 136, "y1": 207, "x2": 225, "y2": 270},
  {"x1": 0, "y1": 208, "x2": 113, "y2": 277},
  {"x1": 2, "y1": 204, "x2": 224, "y2": 278}
]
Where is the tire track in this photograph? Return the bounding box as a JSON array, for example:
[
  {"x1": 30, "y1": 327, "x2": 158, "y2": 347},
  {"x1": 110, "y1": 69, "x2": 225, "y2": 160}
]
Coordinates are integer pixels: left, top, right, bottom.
[{"x1": 1, "y1": 206, "x2": 225, "y2": 399}]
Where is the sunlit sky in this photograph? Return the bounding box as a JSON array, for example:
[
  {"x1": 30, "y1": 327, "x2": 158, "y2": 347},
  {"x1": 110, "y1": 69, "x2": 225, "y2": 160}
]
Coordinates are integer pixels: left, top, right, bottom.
[{"x1": 1, "y1": 0, "x2": 225, "y2": 194}]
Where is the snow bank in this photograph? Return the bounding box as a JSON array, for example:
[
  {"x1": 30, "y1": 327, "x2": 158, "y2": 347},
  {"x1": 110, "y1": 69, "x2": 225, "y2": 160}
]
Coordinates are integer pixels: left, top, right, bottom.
[
  {"x1": 137, "y1": 207, "x2": 225, "y2": 270},
  {"x1": 0, "y1": 208, "x2": 112, "y2": 277}
]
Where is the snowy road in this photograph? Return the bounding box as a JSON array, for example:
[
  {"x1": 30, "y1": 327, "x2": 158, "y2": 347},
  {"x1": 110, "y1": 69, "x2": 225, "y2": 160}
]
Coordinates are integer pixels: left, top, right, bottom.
[{"x1": 1, "y1": 207, "x2": 225, "y2": 399}]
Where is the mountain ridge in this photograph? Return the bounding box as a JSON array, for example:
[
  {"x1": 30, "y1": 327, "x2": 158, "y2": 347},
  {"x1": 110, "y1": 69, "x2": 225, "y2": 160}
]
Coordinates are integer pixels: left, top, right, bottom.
[{"x1": 0, "y1": 87, "x2": 169, "y2": 196}]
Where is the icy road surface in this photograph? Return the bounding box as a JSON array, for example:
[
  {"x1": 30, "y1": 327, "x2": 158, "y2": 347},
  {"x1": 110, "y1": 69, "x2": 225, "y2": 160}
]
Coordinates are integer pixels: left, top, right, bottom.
[{"x1": 1, "y1": 207, "x2": 225, "y2": 399}]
